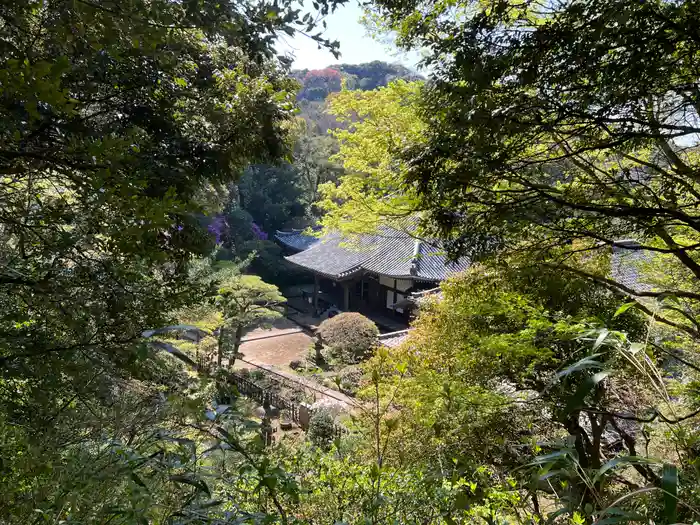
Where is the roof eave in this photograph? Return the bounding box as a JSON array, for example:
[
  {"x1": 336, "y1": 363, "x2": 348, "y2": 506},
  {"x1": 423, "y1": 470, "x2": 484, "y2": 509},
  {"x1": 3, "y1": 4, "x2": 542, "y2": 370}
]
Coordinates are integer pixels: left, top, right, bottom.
[
  {"x1": 283, "y1": 256, "x2": 362, "y2": 281},
  {"x1": 378, "y1": 272, "x2": 442, "y2": 282}
]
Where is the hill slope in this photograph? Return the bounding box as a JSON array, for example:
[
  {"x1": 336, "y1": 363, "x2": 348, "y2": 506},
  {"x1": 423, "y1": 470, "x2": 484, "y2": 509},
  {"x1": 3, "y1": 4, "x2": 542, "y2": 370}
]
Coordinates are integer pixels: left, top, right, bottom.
[
  {"x1": 293, "y1": 60, "x2": 422, "y2": 101},
  {"x1": 293, "y1": 61, "x2": 422, "y2": 135}
]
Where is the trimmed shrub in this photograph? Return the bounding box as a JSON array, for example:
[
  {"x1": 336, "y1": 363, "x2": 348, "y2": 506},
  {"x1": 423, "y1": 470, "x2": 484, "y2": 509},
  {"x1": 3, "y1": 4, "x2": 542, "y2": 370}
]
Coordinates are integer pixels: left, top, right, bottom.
[{"x1": 318, "y1": 312, "x2": 379, "y2": 364}]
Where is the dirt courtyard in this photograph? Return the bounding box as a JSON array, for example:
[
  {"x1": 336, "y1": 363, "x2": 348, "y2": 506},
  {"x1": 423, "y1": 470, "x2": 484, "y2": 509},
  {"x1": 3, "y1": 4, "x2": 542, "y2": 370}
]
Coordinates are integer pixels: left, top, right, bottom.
[{"x1": 237, "y1": 318, "x2": 313, "y2": 370}]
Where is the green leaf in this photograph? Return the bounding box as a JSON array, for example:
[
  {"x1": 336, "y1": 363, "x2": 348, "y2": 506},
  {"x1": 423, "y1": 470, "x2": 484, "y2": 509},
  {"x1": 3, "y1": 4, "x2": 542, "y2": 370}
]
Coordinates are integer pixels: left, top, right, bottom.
[
  {"x1": 565, "y1": 370, "x2": 610, "y2": 413},
  {"x1": 593, "y1": 455, "x2": 659, "y2": 484},
  {"x1": 662, "y1": 463, "x2": 678, "y2": 524},
  {"x1": 592, "y1": 329, "x2": 610, "y2": 351},
  {"x1": 528, "y1": 449, "x2": 575, "y2": 466},
  {"x1": 546, "y1": 507, "x2": 570, "y2": 522},
  {"x1": 130, "y1": 472, "x2": 149, "y2": 491},
  {"x1": 628, "y1": 342, "x2": 645, "y2": 355},
  {"x1": 537, "y1": 468, "x2": 566, "y2": 481},
  {"x1": 263, "y1": 475, "x2": 278, "y2": 490},
  {"x1": 170, "y1": 474, "x2": 211, "y2": 497},
  {"x1": 556, "y1": 354, "x2": 604, "y2": 379},
  {"x1": 613, "y1": 302, "x2": 637, "y2": 318}
]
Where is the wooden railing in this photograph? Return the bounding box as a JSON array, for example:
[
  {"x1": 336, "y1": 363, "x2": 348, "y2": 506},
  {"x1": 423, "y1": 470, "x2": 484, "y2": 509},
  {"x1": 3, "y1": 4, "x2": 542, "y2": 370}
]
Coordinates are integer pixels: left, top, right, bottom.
[
  {"x1": 223, "y1": 372, "x2": 300, "y2": 424},
  {"x1": 196, "y1": 351, "x2": 348, "y2": 438},
  {"x1": 217, "y1": 371, "x2": 348, "y2": 441}
]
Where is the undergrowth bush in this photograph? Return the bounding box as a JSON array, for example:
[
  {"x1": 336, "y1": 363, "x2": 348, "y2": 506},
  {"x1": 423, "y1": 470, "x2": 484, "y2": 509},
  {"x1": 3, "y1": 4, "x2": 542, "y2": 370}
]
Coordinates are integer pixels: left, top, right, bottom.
[
  {"x1": 338, "y1": 366, "x2": 364, "y2": 394},
  {"x1": 308, "y1": 409, "x2": 336, "y2": 450}
]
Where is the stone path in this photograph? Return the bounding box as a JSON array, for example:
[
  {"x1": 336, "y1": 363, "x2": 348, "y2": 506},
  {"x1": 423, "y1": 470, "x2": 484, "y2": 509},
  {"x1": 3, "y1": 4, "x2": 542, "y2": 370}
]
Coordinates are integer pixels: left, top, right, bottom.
[
  {"x1": 238, "y1": 318, "x2": 312, "y2": 368},
  {"x1": 233, "y1": 317, "x2": 358, "y2": 409}
]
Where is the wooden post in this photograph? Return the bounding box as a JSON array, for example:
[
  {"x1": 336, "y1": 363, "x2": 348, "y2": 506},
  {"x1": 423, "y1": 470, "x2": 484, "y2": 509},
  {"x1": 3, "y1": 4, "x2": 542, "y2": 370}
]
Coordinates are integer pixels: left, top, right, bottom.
[
  {"x1": 230, "y1": 324, "x2": 243, "y2": 369},
  {"x1": 299, "y1": 403, "x2": 312, "y2": 431},
  {"x1": 314, "y1": 332, "x2": 323, "y2": 364},
  {"x1": 313, "y1": 273, "x2": 319, "y2": 313},
  {"x1": 217, "y1": 327, "x2": 225, "y2": 368},
  {"x1": 343, "y1": 281, "x2": 350, "y2": 311}
]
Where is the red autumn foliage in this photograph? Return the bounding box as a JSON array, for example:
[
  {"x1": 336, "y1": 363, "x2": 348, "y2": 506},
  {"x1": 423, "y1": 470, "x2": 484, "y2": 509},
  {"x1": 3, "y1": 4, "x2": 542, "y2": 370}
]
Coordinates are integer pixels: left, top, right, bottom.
[{"x1": 303, "y1": 68, "x2": 341, "y2": 83}]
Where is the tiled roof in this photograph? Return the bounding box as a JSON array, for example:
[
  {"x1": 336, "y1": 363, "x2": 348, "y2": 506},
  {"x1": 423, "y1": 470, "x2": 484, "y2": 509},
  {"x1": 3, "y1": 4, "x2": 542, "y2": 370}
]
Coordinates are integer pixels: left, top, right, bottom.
[
  {"x1": 378, "y1": 329, "x2": 411, "y2": 348},
  {"x1": 282, "y1": 232, "x2": 372, "y2": 279},
  {"x1": 611, "y1": 240, "x2": 654, "y2": 292},
  {"x1": 416, "y1": 241, "x2": 471, "y2": 279},
  {"x1": 362, "y1": 235, "x2": 470, "y2": 280},
  {"x1": 280, "y1": 227, "x2": 470, "y2": 281},
  {"x1": 354, "y1": 230, "x2": 412, "y2": 277},
  {"x1": 275, "y1": 229, "x2": 321, "y2": 252}
]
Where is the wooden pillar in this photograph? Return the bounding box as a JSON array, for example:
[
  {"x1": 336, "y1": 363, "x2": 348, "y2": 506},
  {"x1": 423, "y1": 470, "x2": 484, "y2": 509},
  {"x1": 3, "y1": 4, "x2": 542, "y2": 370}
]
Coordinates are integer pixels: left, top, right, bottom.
[
  {"x1": 299, "y1": 403, "x2": 312, "y2": 431},
  {"x1": 313, "y1": 274, "x2": 319, "y2": 312},
  {"x1": 342, "y1": 281, "x2": 350, "y2": 311}
]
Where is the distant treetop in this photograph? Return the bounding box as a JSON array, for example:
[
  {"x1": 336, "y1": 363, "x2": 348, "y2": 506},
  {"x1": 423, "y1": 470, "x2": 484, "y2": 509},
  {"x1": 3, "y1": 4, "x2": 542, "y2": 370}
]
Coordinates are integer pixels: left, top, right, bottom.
[{"x1": 294, "y1": 60, "x2": 422, "y2": 101}]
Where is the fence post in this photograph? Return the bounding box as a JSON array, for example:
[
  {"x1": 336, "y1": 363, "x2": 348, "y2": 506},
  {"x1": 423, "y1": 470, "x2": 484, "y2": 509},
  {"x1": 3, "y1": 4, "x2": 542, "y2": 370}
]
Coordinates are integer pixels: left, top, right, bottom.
[
  {"x1": 227, "y1": 371, "x2": 348, "y2": 434},
  {"x1": 298, "y1": 403, "x2": 312, "y2": 431}
]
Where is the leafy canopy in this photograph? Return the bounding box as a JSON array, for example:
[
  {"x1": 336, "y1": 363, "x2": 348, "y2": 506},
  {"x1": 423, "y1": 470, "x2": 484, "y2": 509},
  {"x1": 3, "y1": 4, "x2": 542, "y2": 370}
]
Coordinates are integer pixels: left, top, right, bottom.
[
  {"x1": 364, "y1": 0, "x2": 700, "y2": 338},
  {"x1": 318, "y1": 80, "x2": 425, "y2": 234},
  {"x1": 0, "y1": 0, "x2": 345, "y2": 521},
  {"x1": 360, "y1": 263, "x2": 693, "y2": 523},
  {"x1": 239, "y1": 164, "x2": 306, "y2": 233}
]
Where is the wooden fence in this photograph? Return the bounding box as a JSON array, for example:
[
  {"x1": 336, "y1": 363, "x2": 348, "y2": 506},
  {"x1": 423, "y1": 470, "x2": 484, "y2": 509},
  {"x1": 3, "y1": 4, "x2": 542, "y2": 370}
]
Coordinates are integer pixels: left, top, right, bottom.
[
  {"x1": 217, "y1": 371, "x2": 347, "y2": 440},
  {"x1": 196, "y1": 351, "x2": 348, "y2": 438},
  {"x1": 223, "y1": 372, "x2": 300, "y2": 424}
]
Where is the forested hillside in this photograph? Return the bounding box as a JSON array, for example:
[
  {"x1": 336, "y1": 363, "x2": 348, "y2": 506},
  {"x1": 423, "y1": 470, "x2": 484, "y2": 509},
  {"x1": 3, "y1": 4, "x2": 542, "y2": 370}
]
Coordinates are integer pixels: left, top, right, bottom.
[
  {"x1": 293, "y1": 61, "x2": 422, "y2": 101},
  {"x1": 3, "y1": 1, "x2": 700, "y2": 524},
  {"x1": 220, "y1": 61, "x2": 422, "y2": 238},
  {"x1": 292, "y1": 61, "x2": 422, "y2": 136}
]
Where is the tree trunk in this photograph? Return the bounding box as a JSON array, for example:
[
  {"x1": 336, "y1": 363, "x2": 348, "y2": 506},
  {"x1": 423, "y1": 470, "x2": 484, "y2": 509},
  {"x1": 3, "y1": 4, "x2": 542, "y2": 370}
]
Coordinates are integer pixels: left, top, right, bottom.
[
  {"x1": 230, "y1": 324, "x2": 243, "y2": 369},
  {"x1": 217, "y1": 326, "x2": 225, "y2": 368}
]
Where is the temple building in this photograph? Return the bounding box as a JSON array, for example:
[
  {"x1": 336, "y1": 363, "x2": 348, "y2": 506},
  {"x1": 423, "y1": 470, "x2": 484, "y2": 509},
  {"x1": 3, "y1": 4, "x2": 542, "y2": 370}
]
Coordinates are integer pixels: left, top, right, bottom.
[{"x1": 275, "y1": 227, "x2": 470, "y2": 324}]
